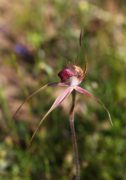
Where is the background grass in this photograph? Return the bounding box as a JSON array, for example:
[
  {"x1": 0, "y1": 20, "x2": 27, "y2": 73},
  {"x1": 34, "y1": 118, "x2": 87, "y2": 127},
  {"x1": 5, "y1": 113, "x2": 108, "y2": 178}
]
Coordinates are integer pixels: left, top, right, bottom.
[{"x1": 0, "y1": 0, "x2": 126, "y2": 179}]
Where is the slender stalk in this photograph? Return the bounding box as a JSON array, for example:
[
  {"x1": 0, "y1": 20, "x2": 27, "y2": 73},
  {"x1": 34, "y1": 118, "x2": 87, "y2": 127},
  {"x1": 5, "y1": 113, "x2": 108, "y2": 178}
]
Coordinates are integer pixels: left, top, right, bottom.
[{"x1": 70, "y1": 90, "x2": 80, "y2": 180}]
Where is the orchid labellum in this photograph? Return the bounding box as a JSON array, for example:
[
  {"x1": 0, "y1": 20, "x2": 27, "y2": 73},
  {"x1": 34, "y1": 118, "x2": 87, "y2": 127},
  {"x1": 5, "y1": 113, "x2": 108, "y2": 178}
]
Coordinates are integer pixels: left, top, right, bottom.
[{"x1": 13, "y1": 62, "x2": 112, "y2": 180}]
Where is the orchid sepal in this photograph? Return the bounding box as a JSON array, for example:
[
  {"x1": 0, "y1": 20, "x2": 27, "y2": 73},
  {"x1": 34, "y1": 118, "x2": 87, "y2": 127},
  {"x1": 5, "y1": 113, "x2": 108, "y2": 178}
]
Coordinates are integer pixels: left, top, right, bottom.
[
  {"x1": 29, "y1": 87, "x2": 73, "y2": 145},
  {"x1": 75, "y1": 86, "x2": 113, "y2": 126},
  {"x1": 13, "y1": 82, "x2": 69, "y2": 119}
]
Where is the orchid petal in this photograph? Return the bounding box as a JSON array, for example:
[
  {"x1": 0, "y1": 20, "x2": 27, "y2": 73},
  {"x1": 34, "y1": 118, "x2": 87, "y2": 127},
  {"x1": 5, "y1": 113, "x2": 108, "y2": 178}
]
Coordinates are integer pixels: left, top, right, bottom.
[
  {"x1": 75, "y1": 86, "x2": 93, "y2": 97},
  {"x1": 75, "y1": 86, "x2": 113, "y2": 126},
  {"x1": 13, "y1": 84, "x2": 48, "y2": 119},
  {"x1": 57, "y1": 82, "x2": 69, "y2": 87},
  {"x1": 13, "y1": 82, "x2": 69, "y2": 119},
  {"x1": 29, "y1": 87, "x2": 73, "y2": 145}
]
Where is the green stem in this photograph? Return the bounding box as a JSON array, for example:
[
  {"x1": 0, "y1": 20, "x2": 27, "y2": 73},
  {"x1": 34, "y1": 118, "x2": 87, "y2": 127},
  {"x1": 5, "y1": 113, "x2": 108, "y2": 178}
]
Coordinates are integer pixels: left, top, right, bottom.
[{"x1": 70, "y1": 90, "x2": 80, "y2": 180}]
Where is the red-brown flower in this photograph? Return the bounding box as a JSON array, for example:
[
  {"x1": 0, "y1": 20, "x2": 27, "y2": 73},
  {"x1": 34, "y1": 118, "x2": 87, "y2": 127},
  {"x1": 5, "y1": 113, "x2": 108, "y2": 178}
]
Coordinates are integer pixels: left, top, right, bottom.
[
  {"x1": 58, "y1": 65, "x2": 84, "y2": 86},
  {"x1": 13, "y1": 64, "x2": 112, "y2": 144}
]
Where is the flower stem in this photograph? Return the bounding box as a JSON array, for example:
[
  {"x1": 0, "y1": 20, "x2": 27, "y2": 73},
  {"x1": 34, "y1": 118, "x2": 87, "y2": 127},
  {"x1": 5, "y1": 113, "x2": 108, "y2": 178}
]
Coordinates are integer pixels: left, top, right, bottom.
[{"x1": 70, "y1": 90, "x2": 80, "y2": 180}]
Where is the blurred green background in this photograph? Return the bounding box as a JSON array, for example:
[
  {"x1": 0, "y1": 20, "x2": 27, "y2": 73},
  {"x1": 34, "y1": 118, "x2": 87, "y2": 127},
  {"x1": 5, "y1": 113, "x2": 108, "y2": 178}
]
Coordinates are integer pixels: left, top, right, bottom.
[{"x1": 0, "y1": 0, "x2": 126, "y2": 179}]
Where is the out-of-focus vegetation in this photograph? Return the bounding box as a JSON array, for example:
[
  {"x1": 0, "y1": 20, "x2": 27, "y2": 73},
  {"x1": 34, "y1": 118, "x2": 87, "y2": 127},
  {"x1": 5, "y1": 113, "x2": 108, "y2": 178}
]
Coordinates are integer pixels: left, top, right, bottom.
[{"x1": 0, "y1": 0, "x2": 126, "y2": 179}]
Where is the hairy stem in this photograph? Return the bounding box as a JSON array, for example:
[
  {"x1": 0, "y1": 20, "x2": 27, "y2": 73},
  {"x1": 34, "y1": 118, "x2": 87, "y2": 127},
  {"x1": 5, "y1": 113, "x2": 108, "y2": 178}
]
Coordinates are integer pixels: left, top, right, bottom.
[{"x1": 70, "y1": 90, "x2": 80, "y2": 180}]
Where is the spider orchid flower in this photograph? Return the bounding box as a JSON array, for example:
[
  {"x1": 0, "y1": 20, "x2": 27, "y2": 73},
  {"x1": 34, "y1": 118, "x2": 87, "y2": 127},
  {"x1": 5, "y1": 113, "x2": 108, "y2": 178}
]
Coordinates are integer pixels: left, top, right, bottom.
[
  {"x1": 13, "y1": 64, "x2": 112, "y2": 144},
  {"x1": 13, "y1": 63, "x2": 113, "y2": 180}
]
